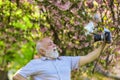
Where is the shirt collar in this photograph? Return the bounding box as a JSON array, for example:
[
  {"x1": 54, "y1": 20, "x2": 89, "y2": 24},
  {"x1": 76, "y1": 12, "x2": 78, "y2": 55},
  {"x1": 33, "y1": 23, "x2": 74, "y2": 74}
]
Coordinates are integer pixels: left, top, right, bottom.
[{"x1": 40, "y1": 56, "x2": 61, "y2": 61}]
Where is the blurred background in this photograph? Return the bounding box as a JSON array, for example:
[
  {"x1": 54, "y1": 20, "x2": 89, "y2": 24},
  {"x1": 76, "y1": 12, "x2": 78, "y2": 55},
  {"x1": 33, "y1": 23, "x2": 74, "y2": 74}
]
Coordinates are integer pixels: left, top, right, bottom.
[{"x1": 0, "y1": 0, "x2": 120, "y2": 80}]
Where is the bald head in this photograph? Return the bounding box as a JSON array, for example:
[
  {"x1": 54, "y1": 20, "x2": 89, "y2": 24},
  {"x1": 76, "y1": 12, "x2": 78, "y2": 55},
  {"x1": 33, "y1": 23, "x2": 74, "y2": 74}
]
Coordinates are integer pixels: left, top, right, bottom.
[
  {"x1": 41, "y1": 37, "x2": 52, "y2": 45},
  {"x1": 36, "y1": 37, "x2": 55, "y2": 53}
]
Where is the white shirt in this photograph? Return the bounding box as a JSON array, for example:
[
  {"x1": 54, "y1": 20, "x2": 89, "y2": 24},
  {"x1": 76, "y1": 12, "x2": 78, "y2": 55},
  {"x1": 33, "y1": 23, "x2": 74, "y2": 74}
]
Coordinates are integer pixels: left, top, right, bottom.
[{"x1": 16, "y1": 56, "x2": 80, "y2": 80}]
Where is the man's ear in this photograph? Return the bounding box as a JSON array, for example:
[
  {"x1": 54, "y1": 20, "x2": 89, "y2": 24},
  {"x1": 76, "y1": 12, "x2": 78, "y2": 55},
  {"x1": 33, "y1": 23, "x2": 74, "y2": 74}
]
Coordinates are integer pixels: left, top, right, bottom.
[
  {"x1": 39, "y1": 49, "x2": 45, "y2": 52},
  {"x1": 39, "y1": 49, "x2": 46, "y2": 55}
]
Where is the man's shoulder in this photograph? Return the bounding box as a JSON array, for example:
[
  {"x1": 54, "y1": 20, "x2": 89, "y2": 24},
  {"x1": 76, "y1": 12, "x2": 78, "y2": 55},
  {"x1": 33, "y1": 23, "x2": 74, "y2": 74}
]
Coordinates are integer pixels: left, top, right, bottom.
[{"x1": 28, "y1": 58, "x2": 43, "y2": 64}]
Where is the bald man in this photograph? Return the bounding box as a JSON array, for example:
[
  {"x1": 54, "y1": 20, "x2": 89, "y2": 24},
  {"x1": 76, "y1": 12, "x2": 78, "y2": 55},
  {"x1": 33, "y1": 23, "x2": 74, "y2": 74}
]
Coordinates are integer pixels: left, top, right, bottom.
[{"x1": 13, "y1": 37, "x2": 108, "y2": 80}]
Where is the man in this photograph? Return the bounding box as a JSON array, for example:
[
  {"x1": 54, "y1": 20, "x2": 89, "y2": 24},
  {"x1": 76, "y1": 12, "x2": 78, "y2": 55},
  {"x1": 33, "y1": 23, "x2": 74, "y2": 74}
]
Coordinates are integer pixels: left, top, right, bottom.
[{"x1": 13, "y1": 37, "x2": 109, "y2": 80}]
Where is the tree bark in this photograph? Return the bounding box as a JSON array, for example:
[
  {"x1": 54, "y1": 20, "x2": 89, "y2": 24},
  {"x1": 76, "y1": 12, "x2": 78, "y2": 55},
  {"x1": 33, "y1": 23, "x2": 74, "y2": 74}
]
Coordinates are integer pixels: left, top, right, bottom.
[{"x1": 0, "y1": 70, "x2": 9, "y2": 80}]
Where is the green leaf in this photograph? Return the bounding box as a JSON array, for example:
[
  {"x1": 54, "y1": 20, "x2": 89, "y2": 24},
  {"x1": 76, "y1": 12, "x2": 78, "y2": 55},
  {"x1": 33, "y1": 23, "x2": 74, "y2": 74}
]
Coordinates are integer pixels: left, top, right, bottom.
[
  {"x1": 13, "y1": 21, "x2": 26, "y2": 30},
  {"x1": 23, "y1": 16, "x2": 33, "y2": 28},
  {"x1": 0, "y1": 0, "x2": 2, "y2": 6},
  {"x1": 0, "y1": 41, "x2": 4, "y2": 46},
  {"x1": 16, "y1": 9, "x2": 22, "y2": 15}
]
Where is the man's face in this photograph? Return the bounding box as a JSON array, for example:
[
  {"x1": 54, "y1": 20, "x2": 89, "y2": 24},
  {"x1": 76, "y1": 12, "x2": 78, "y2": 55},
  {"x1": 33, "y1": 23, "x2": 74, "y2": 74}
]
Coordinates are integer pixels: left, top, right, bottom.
[
  {"x1": 41, "y1": 38, "x2": 59, "y2": 59},
  {"x1": 43, "y1": 38, "x2": 56, "y2": 50}
]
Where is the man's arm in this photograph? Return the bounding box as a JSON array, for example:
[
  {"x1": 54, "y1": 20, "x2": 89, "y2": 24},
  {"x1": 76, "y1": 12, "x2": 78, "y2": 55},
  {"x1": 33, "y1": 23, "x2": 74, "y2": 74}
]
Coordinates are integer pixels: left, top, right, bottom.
[
  {"x1": 13, "y1": 73, "x2": 27, "y2": 80},
  {"x1": 79, "y1": 43, "x2": 108, "y2": 66}
]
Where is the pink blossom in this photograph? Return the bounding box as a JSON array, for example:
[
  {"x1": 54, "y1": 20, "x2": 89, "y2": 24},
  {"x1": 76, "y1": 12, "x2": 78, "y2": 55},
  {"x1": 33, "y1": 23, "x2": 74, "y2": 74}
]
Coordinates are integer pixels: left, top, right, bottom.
[
  {"x1": 50, "y1": 31, "x2": 54, "y2": 36},
  {"x1": 68, "y1": 42, "x2": 74, "y2": 48},
  {"x1": 40, "y1": 27, "x2": 47, "y2": 33},
  {"x1": 64, "y1": 17, "x2": 70, "y2": 21},
  {"x1": 95, "y1": 0, "x2": 103, "y2": 4},
  {"x1": 48, "y1": 0, "x2": 55, "y2": 3},
  {"x1": 73, "y1": 36, "x2": 78, "y2": 40},
  {"x1": 55, "y1": 1, "x2": 71, "y2": 11},
  {"x1": 86, "y1": 0, "x2": 94, "y2": 9},
  {"x1": 11, "y1": 0, "x2": 16, "y2": 2},
  {"x1": 75, "y1": 45, "x2": 79, "y2": 48},
  {"x1": 56, "y1": 20, "x2": 62, "y2": 29},
  {"x1": 79, "y1": 35, "x2": 86, "y2": 40},
  {"x1": 52, "y1": 9, "x2": 59, "y2": 15},
  {"x1": 70, "y1": 8, "x2": 78, "y2": 15},
  {"x1": 106, "y1": 0, "x2": 111, "y2": 5},
  {"x1": 84, "y1": 43, "x2": 89, "y2": 47},
  {"x1": 74, "y1": 21, "x2": 80, "y2": 26},
  {"x1": 76, "y1": 15, "x2": 81, "y2": 18},
  {"x1": 27, "y1": 0, "x2": 35, "y2": 4},
  {"x1": 56, "y1": 0, "x2": 61, "y2": 4},
  {"x1": 77, "y1": 2, "x2": 83, "y2": 9},
  {"x1": 117, "y1": 0, "x2": 120, "y2": 3},
  {"x1": 99, "y1": 7, "x2": 104, "y2": 13}
]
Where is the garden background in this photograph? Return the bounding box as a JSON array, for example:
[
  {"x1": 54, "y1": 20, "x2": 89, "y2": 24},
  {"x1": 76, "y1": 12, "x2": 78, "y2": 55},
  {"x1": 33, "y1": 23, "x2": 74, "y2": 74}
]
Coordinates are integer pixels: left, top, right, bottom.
[{"x1": 0, "y1": 0, "x2": 120, "y2": 80}]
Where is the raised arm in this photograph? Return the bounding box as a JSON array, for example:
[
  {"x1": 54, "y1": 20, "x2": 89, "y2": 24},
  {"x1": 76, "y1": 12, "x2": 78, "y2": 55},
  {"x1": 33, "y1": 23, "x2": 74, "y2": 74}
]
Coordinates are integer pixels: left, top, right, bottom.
[{"x1": 79, "y1": 43, "x2": 108, "y2": 66}]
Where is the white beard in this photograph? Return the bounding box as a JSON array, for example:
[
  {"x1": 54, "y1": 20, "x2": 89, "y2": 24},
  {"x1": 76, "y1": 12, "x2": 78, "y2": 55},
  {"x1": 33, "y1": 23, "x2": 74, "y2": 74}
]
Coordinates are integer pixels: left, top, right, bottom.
[{"x1": 45, "y1": 49, "x2": 59, "y2": 59}]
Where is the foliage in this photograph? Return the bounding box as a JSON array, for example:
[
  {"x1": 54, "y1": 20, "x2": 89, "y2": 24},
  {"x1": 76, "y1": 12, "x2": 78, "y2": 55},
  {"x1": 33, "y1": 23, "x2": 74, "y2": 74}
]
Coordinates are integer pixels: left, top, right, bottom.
[
  {"x1": 0, "y1": 0, "x2": 41, "y2": 70},
  {"x1": 0, "y1": 0, "x2": 120, "y2": 80}
]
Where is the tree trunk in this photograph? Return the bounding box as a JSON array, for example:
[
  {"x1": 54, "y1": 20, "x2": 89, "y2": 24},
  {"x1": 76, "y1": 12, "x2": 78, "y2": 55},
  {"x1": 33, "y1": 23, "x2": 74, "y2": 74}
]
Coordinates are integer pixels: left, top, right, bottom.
[{"x1": 0, "y1": 70, "x2": 9, "y2": 80}]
